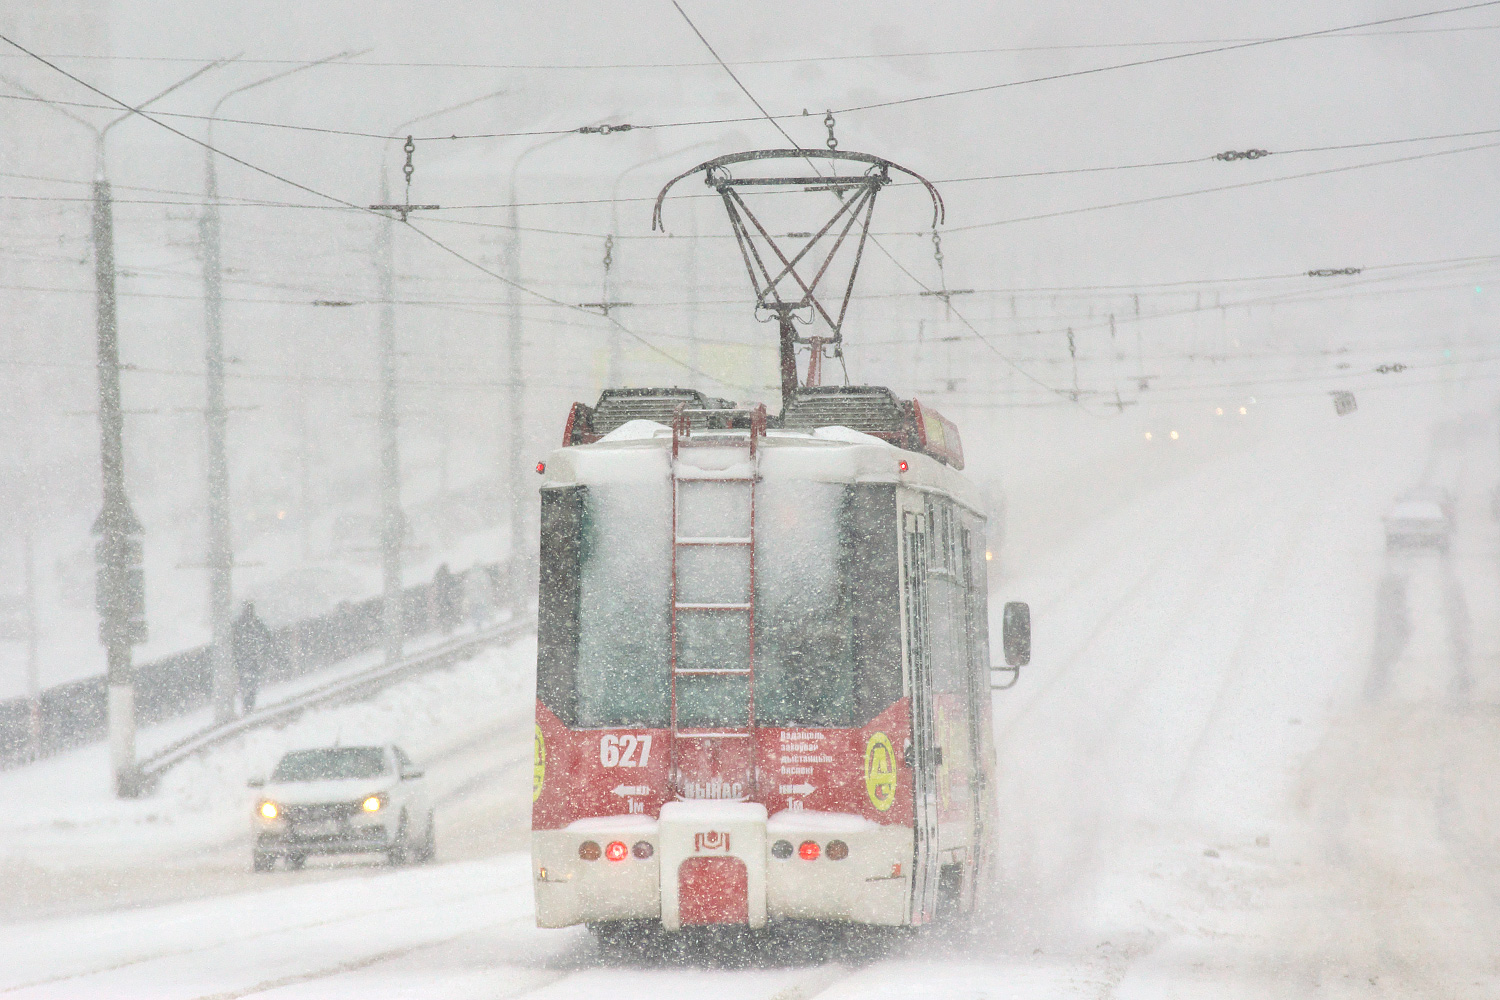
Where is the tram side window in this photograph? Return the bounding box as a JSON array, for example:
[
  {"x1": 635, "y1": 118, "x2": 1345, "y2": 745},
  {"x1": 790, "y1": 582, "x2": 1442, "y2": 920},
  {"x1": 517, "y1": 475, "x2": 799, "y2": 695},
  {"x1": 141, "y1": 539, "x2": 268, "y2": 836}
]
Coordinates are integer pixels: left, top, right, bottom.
[
  {"x1": 755, "y1": 481, "x2": 853, "y2": 726},
  {"x1": 754, "y1": 482, "x2": 901, "y2": 728}
]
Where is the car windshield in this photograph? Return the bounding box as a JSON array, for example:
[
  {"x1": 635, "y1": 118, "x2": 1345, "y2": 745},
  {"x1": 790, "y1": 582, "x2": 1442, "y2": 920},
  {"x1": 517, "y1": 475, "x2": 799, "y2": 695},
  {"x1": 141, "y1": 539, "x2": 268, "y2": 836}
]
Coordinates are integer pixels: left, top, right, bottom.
[{"x1": 271, "y1": 747, "x2": 387, "y2": 782}]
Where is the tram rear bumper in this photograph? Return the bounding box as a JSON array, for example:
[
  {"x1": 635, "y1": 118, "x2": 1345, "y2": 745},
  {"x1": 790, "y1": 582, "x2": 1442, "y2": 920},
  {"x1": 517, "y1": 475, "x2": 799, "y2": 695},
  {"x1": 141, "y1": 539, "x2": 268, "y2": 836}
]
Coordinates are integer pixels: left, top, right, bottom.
[{"x1": 532, "y1": 808, "x2": 910, "y2": 929}]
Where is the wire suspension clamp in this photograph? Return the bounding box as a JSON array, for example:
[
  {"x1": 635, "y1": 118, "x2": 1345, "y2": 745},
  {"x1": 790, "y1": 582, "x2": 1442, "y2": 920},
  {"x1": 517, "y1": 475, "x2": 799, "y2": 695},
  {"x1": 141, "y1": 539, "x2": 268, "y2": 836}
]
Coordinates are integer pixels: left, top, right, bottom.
[
  {"x1": 581, "y1": 234, "x2": 632, "y2": 316},
  {"x1": 1215, "y1": 149, "x2": 1270, "y2": 161},
  {"x1": 369, "y1": 135, "x2": 439, "y2": 221},
  {"x1": 1307, "y1": 267, "x2": 1362, "y2": 277}
]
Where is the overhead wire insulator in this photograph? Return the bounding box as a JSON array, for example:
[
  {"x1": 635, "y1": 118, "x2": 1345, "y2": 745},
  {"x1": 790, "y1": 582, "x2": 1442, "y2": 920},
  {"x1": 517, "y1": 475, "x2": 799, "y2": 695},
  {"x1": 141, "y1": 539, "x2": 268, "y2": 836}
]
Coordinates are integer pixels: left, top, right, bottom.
[
  {"x1": 403, "y1": 135, "x2": 415, "y2": 203},
  {"x1": 1215, "y1": 148, "x2": 1270, "y2": 161}
]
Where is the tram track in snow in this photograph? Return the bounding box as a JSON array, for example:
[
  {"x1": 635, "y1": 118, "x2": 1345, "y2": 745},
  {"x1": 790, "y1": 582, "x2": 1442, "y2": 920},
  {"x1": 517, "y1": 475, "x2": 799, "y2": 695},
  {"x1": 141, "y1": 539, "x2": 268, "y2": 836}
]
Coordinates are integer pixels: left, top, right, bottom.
[
  {"x1": 0, "y1": 864, "x2": 536, "y2": 997},
  {"x1": 984, "y1": 460, "x2": 1286, "y2": 933},
  {"x1": 995, "y1": 443, "x2": 1283, "y2": 745}
]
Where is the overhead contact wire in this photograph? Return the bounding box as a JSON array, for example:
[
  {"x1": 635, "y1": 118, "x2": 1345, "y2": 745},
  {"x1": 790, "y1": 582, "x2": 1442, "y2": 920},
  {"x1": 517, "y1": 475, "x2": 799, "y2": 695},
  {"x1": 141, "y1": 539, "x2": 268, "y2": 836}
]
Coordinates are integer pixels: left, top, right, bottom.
[{"x1": 0, "y1": 30, "x2": 740, "y2": 391}]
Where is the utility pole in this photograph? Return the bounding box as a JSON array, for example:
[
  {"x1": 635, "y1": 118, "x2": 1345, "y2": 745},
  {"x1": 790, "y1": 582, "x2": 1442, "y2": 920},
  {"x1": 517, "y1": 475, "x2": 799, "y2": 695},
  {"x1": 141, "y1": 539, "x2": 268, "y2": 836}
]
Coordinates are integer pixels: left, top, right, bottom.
[
  {"x1": 504, "y1": 118, "x2": 620, "y2": 606},
  {"x1": 201, "y1": 55, "x2": 352, "y2": 718},
  {"x1": 92, "y1": 159, "x2": 147, "y2": 798},
  {"x1": 298, "y1": 397, "x2": 313, "y2": 560},
  {"x1": 504, "y1": 177, "x2": 527, "y2": 612},
  {"x1": 508, "y1": 129, "x2": 578, "y2": 610},
  {"x1": 374, "y1": 175, "x2": 404, "y2": 665},
  {"x1": 603, "y1": 236, "x2": 623, "y2": 386},
  {"x1": 606, "y1": 141, "x2": 715, "y2": 392},
  {"x1": 200, "y1": 149, "x2": 234, "y2": 723},
  {"x1": 367, "y1": 92, "x2": 500, "y2": 659}
]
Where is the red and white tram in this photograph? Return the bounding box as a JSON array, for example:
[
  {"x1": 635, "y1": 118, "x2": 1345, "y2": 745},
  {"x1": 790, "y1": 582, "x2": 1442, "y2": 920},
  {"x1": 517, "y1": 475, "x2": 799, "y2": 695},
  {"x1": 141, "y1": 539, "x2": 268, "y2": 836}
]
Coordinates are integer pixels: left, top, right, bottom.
[{"x1": 531, "y1": 385, "x2": 1030, "y2": 935}]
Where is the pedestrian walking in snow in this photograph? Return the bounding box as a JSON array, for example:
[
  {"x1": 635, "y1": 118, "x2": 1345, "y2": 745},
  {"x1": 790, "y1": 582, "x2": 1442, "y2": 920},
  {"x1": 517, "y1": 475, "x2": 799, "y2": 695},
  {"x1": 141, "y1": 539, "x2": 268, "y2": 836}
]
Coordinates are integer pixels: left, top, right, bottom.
[
  {"x1": 431, "y1": 563, "x2": 462, "y2": 634},
  {"x1": 233, "y1": 601, "x2": 277, "y2": 713}
]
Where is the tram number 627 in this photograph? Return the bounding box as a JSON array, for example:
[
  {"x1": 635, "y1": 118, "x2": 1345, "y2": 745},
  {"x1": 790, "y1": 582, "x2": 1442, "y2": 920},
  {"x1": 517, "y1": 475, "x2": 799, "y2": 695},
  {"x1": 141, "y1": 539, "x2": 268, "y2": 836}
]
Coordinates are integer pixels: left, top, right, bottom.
[{"x1": 599, "y1": 734, "x2": 653, "y2": 768}]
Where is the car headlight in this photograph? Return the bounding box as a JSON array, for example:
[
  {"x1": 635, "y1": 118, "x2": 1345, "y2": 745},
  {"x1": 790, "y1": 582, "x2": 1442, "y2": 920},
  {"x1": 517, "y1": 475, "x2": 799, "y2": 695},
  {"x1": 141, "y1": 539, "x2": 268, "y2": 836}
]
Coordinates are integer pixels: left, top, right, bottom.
[
  {"x1": 257, "y1": 800, "x2": 279, "y2": 820},
  {"x1": 360, "y1": 794, "x2": 385, "y2": 814}
]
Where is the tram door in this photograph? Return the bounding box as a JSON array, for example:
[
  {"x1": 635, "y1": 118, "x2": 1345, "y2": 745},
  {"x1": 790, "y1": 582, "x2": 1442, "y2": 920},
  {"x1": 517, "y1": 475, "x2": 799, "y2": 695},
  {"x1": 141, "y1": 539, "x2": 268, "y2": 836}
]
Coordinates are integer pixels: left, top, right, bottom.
[{"x1": 901, "y1": 505, "x2": 940, "y2": 923}]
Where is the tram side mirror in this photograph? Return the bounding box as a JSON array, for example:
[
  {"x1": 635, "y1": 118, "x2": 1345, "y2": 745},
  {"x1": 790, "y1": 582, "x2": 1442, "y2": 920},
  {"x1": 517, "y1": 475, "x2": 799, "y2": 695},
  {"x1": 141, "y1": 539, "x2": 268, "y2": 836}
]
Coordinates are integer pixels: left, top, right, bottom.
[
  {"x1": 993, "y1": 601, "x2": 1031, "y2": 690},
  {"x1": 247, "y1": 777, "x2": 264, "y2": 789},
  {"x1": 1002, "y1": 601, "x2": 1031, "y2": 667}
]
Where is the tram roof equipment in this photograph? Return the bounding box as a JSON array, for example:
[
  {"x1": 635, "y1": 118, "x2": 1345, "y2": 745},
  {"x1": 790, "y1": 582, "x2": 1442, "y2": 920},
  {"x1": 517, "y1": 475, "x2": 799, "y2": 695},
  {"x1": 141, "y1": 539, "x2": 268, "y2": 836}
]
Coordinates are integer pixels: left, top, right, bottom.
[
  {"x1": 561, "y1": 385, "x2": 962, "y2": 470},
  {"x1": 653, "y1": 149, "x2": 944, "y2": 411},
  {"x1": 564, "y1": 387, "x2": 739, "y2": 444}
]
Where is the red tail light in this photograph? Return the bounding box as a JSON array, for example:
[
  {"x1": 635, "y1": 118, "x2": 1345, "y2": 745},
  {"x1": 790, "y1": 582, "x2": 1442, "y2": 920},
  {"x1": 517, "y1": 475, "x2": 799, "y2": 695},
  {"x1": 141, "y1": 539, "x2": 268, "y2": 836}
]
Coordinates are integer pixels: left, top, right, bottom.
[
  {"x1": 798, "y1": 840, "x2": 820, "y2": 861},
  {"x1": 604, "y1": 840, "x2": 629, "y2": 862}
]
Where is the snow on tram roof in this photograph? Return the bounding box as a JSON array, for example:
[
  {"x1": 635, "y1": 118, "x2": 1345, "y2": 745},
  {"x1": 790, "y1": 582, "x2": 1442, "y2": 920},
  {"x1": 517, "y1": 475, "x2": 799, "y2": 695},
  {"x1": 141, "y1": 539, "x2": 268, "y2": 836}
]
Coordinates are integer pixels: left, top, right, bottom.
[{"x1": 540, "y1": 419, "x2": 983, "y2": 512}]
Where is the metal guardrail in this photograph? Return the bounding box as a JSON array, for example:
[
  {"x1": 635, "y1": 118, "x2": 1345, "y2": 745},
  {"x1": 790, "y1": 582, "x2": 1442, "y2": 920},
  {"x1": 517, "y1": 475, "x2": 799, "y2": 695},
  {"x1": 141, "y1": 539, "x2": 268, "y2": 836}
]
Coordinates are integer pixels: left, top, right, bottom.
[
  {"x1": 137, "y1": 615, "x2": 534, "y2": 787},
  {"x1": 0, "y1": 560, "x2": 509, "y2": 770}
]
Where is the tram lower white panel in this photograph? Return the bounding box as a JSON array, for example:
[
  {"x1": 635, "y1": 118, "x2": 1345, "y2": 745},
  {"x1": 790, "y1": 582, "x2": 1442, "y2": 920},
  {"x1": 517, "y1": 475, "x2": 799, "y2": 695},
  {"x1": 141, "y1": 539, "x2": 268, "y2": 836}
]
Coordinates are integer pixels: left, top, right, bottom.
[
  {"x1": 532, "y1": 817, "x2": 912, "y2": 929},
  {"x1": 764, "y1": 823, "x2": 912, "y2": 926},
  {"x1": 532, "y1": 827, "x2": 662, "y2": 928}
]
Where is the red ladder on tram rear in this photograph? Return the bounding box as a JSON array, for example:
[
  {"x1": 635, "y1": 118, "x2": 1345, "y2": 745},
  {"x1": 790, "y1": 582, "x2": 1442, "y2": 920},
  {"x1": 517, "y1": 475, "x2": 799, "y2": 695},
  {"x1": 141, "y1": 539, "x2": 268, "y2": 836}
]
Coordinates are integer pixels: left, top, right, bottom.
[{"x1": 668, "y1": 405, "x2": 767, "y2": 800}]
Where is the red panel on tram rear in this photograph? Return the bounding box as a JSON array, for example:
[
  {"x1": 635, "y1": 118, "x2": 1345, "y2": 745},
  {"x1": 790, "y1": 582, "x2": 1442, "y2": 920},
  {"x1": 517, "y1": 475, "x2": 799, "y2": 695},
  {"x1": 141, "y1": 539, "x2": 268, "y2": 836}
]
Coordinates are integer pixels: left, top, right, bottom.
[
  {"x1": 533, "y1": 698, "x2": 917, "y2": 830},
  {"x1": 679, "y1": 856, "x2": 749, "y2": 925},
  {"x1": 531, "y1": 701, "x2": 671, "y2": 830},
  {"x1": 755, "y1": 699, "x2": 913, "y2": 824}
]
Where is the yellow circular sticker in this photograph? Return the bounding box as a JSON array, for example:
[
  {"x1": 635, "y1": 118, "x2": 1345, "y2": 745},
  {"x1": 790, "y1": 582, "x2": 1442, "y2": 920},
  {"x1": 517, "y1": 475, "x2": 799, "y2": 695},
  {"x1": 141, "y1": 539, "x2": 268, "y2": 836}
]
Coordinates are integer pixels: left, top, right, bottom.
[
  {"x1": 532, "y1": 724, "x2": 546, "y2": 802},
  {"x1": 864, "y1": 732, "x2": 897, "y2": 811}
]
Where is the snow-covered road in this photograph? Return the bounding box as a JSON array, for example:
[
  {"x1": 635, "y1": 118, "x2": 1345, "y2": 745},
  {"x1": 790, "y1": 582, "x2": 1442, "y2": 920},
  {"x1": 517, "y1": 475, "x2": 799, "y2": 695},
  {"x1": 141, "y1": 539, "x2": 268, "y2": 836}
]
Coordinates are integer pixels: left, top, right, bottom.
[{"x1": 1, "y1": 393, "x2": 1496, "y2": 998}]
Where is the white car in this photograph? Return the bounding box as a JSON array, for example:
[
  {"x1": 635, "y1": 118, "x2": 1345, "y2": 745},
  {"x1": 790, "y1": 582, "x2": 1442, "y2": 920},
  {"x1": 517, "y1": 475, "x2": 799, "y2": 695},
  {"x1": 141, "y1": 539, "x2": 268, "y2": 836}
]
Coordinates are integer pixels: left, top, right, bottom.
[
  {"x1": 249, "y1": 744, "x2": 434, "y2": 871},
  {"x1": 1383, "y1": 499, "x2": 1451, "y2": 552}
]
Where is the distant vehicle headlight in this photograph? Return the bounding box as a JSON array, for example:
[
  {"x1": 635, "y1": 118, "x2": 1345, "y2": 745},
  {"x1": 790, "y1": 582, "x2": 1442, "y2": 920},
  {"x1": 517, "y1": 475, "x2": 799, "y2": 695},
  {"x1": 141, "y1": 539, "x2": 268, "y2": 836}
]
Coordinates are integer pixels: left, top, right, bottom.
[
  {"x1": 361, "y1": 794, "x2": 385, "y2": 813},
  {"x1": 258, "y1": 800, "x2": 279, "y2": 820}
]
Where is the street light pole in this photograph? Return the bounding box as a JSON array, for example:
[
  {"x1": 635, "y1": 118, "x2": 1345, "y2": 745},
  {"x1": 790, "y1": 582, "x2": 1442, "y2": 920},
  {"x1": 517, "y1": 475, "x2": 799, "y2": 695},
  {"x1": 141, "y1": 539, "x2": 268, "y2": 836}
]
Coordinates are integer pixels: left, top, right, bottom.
[
  {"x1": 3, "y1": 60, "x2": 230, "y2": 795},
  {"x1": 200, "y1": 52, "x2": 356, "y2": 723}
]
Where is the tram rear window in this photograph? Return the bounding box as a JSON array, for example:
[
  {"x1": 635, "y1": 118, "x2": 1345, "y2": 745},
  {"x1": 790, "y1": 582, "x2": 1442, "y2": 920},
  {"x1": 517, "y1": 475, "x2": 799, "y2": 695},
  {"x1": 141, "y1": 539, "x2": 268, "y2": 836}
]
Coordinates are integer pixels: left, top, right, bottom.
[
  {"x1": 536, "y1": 481, "x2": 901, "y2": 729},
  {"x1": 581, "y1": 480, "x2": 674, "y2": 727},
  {"x1": 753, "y1": 482, "x2": 901, "y2": 727},
  {"x1": 538, "y1": 482, "x2": 673, "y2": 729}
]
